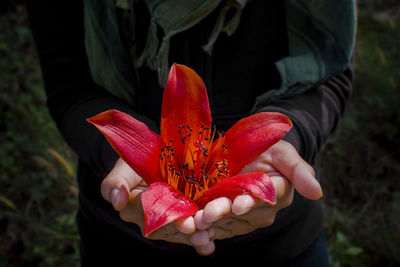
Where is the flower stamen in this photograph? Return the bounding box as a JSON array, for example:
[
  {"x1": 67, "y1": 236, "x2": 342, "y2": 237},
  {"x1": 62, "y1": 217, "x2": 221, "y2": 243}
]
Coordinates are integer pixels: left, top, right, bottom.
[{"x1": 160, "y1": 125, "x2": 230, "y2": 200}]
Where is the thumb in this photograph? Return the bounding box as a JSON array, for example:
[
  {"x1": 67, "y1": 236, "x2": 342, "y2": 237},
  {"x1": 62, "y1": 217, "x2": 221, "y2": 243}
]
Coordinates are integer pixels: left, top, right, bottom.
[
  {"x1": 101, "y1": 158, "x2": 146, "y2": 210},
  {"x1": 289, "y1": 161, "x2": 322, "y2": 200},
  {"x1": 268, "y1": 141, "x2": 323, "y2": 200}
]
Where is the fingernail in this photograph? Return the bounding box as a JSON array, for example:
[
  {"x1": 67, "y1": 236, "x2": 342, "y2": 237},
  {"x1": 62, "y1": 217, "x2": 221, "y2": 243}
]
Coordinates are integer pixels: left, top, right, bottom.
[
  {"x1": 197, "y1": 241, "x2": 215, "y2": 256},
  {"x1": 194, "y1": 210, "x2": 212, "y2": 230},
  {"x1": 111, "y1": 188, "x2": 120, "y2": 208},
  {"x1": 318, "y1": 183, "x2": 323, "y2": 198},
  {"x1": 313, "y1": 176, "x2": 323, "y2": 199},
  {"x1": 190, "y1": 230, "x2": 209, "y2": 246}
]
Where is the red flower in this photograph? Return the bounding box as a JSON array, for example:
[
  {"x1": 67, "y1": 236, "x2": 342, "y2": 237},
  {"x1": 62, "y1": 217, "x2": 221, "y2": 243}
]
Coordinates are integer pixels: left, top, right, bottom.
[{"x1": 87, "y1": 64, "x2": 292, "y2": 236}]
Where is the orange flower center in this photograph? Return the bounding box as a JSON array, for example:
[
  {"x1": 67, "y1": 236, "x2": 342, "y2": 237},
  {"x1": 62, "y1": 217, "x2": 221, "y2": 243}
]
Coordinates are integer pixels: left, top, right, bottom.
[{"x1": 160, "y1": 125, "x2": 229, "y2": 201}]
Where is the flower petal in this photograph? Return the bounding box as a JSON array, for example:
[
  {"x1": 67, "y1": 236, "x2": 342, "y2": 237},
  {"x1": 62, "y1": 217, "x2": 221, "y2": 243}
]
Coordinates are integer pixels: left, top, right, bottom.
[
  {"x1": 161, "y1": 64, "x2": 212, "y2": 144},
  {"x1": 141, "y1": 182, "x2": 199, "y2": 236},
  {"x1": 196, "y1": 172, "x2": 275, "y2": 209},
  {"x1": 87, "y1": 109, "x2": 164, "y2": 184},
  {"x1": 224, "y1": 112, "x2": 292, "y2": 176}
]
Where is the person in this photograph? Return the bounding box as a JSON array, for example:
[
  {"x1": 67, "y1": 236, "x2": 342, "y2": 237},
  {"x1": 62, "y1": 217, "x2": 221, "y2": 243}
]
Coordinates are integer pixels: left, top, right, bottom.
[{"x1": 26, "y1": 0, "x2": 356, "y2": 265}]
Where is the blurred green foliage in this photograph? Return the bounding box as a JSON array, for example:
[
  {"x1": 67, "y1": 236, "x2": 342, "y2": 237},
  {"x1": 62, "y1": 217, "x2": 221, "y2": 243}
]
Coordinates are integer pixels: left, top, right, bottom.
[
  {"x1": 0, "y1": 1, "x2": 399, "y2": 266},
  {"x1": 322, "y1": 1, "x2": 400, "y2": 266},
  {"x1": 0, "y1": 4, "x2": 79, "y2": 267}
]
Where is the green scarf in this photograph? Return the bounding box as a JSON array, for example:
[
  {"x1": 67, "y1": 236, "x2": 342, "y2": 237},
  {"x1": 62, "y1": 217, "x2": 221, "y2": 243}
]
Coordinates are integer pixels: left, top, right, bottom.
[{"x1": 84, "y1": 0, "x2": 356, "y2": 108}]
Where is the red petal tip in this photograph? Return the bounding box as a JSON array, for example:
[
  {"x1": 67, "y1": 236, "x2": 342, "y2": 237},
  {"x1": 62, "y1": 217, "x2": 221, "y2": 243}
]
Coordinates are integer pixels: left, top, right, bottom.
[
  {"x1": 87, "y1": 109, "x2": 164, "y2": 184},
  {"x1": 196, "y1": 172, "x2": 275, "y2": 209},
  {"x1": 141, "y1": 182, "x2": 199, "y2": 236}
]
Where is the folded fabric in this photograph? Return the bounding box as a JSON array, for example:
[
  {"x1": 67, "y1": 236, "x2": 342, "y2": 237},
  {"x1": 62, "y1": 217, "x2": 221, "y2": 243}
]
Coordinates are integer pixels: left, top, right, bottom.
[{"x1": 83, "y1": 0, "x2": 356, "y2": 106}]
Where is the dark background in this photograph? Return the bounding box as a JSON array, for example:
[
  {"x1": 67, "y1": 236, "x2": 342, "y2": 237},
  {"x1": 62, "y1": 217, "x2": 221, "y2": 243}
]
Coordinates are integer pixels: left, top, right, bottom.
[{"x1": 0, "y1": 1, "x2": 399, "y2": 266}]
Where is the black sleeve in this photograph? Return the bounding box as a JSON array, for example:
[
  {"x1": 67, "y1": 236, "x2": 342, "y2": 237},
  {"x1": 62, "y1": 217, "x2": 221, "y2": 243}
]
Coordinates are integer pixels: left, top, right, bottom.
[
  {"x1": 25, "y1": 0, "x2": 158, "y2": 177},
  {"x1": 255, "y1": 61, "x2": 354, "y2": 164}
]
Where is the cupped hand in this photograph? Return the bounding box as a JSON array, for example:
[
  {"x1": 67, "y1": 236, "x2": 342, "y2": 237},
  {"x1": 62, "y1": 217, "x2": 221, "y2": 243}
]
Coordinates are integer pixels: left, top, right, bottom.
[
  {"x1": 194, "y1": 140, "x2": 322, "y2": 241},
  {"x1": 100, "y1": 158, "x2": 215, "y2": 255}
]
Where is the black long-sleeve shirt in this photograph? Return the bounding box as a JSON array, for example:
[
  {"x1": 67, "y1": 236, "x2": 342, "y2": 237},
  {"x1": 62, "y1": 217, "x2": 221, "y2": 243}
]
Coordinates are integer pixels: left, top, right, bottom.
[{"x1": 26, "y1": 0, "x2": 353, "y2": 263}]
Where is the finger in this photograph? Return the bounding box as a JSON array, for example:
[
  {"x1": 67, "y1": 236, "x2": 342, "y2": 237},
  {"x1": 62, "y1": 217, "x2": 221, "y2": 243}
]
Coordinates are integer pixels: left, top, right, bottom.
[
  {"x1": 190, "y1": 230, "x2": 210, "y2": 246},
  {"x1": 231, "y1": 175, "x2": 291, "y2": 216},
  {"x1": 101, "y1": 158, "x2": 145, "y2": 210},
  {"x1": 268, "y1": 142, "x2": 322, "y2": 200},
  {"x1": 119, "y1": 189, "x2": 144, "y2": 223},
  {"x1": 270, "y1": 175, "x2": 292, "y2": 202},
  {"x1": 175, "y1": 216, "x2": 196, "y2": 234},
  {"x1": 228, "y1": 177, "x2": 292, "y2": 229},
  {"x1": 147, "y1": 224, "x2": 193, "y2": 246},
  {"x1": 109, "y1": 186, "x2": 129, "y2": 211},
  {"x1": 194, "y1": 210, "x2": 212, "y2": 230},
  {"x1": 232, "y1": 195, "x2": 259, "y2": 215},
  {"x1": 194, "y1": 241, "x2": 215, "y2": 256},
  {"x1": 202, "y1": 197, "x2": 232, "y2": 224},
  {"x1": 269, "y1": 175, "x2": 294, "y2": 209},
  {"x1": 207, "y1": 227, "x2": 215, "y2": 239}
]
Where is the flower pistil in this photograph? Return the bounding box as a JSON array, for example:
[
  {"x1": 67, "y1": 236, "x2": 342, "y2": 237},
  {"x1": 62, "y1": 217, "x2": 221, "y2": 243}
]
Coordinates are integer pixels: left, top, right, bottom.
[{"x1": 160, "y1": 124, "x2": 229, "y2": 201}]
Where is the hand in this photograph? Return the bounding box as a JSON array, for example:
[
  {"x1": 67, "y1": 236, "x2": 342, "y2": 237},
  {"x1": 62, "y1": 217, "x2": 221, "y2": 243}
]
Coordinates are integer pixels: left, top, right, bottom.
[
  {"x1": 194, "y1": 140, "x2": 322, "y2": 243},
  {"x1": 101, "y1": 158, "x2": 214, "y2": 253}
]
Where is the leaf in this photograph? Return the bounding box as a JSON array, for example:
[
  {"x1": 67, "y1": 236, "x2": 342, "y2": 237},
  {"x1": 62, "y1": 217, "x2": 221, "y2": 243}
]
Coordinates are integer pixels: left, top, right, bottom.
[
  {"x1": 69, "y1": 185, "x2": 79, "y2": 198},
  {"x1": 345, "y1": 246, "x2": 363, "y2": 256},
  {"x1": 336, "y1": 231, "x2": 348, "y2": 243},
  {"x1": 47, "y1": 148, "x2": 75, "y2": 177},
  {"x1": 32, "y1": 155, "x2": 57, "y2": 178},
  {"x1": 0, "y1": 195, "x2": 16, "y2": 210}
]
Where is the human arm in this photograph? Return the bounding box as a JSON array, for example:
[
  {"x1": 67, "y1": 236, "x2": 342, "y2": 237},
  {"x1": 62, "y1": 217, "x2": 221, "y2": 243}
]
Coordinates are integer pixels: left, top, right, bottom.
[
  {"x1": 25, "y1": 0, "x2": 202, "y2": 247},
  {"x1": 100, "y1": 158, "x2": 215, "y2": 254},
  {"x1": 193, "y1": 139, "x2": 319, "y2": 248},
  {"x1": 194, "y1": 61, "x2": 354, "y2": 250}
]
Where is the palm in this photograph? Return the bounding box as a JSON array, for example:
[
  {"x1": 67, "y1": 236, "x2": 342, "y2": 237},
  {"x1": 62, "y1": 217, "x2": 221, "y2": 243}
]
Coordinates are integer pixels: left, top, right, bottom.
[{"x1": 193, "y1": 140, "x2": 321, "y2": 241}]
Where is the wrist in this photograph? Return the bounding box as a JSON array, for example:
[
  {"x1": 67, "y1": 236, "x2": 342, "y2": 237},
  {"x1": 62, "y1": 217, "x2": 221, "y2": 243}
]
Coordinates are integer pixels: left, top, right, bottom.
[{"x1": 282, "y1": 123, "x2": 304, "y2": 155}]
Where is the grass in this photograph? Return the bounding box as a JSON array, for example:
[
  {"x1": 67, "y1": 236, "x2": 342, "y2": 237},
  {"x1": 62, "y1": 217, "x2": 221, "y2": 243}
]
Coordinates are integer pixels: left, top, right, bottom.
[
  {"x1": 0, "y1": 5, "x2": 79, "y2": 267},
  {"x1": 0, "y1": 1, "x2": 399, "y2": 266},
  {"x1": 321, "y1": 1, "x2": 400, "y2": 266}
]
